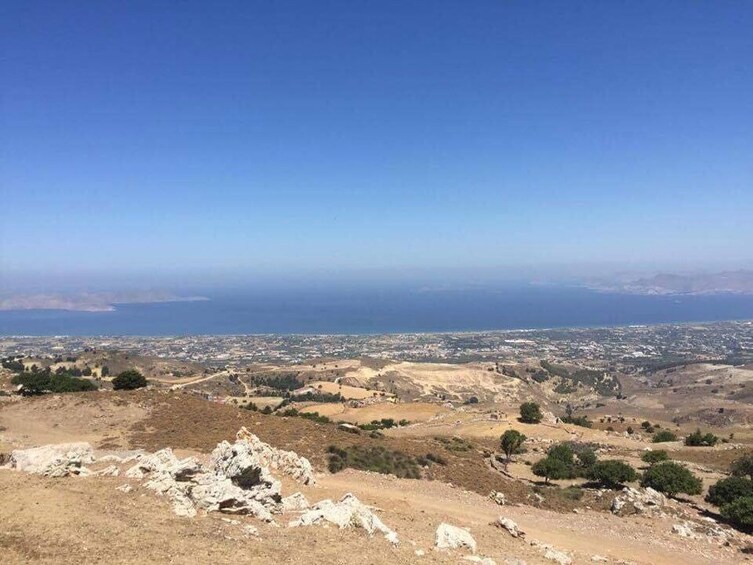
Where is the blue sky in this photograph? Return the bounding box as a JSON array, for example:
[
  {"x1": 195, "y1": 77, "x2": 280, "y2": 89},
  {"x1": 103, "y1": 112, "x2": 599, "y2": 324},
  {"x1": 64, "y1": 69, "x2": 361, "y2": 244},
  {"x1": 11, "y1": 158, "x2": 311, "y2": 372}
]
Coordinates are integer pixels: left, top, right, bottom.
[{"x1": 2, "y1": 1, "x2": 752, "y2": 289}]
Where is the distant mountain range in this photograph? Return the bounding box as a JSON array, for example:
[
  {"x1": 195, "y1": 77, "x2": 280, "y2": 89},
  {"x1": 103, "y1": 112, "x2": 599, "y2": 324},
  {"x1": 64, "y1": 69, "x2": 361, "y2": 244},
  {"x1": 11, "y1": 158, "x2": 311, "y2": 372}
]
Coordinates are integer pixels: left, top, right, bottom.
[
  {"x1": 588, "y1": 270, "x2": 753, "y2": 296},
  {"x1": 0, "y1": 291, "x2": 209, "y2": 312}
]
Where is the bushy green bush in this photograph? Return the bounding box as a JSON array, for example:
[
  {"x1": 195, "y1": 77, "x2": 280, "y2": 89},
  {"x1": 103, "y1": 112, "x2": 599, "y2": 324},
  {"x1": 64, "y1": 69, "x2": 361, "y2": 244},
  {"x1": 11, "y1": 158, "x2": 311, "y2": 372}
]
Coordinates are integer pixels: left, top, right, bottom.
[
  {"x1": 652, "y1": 430, "x2": 678, "y2": 443},
  {"x1": 706, "y1": 477, "x2": 753, "y2": 507},
  {"x1": 641, "y1": 461, "x2": 702, "y2": 497},
  {"x1": 588, "y1": 460, "x2": 637, "y2": 489},
  {"x1": 11, "y1": 373, "x2": 97, "y2": 395},
  {"x1": 112, "y1": 369, "x2": 147, "y2": 390},
  {"x1": 731, "y1": 454, "x2": 753, "y2": 480},
  {"x1": 720, "y1": 496, "x2": 753, "y2": 528},
  {"x1": 519, "y1": 402, "x2": 543, "y2": 424},
  {"x1": 684, "y1": 428, "x2": 719, "y2": 447},
  {"x1": 561, "y1": 413, "x2": 593, "y2": 428},
  {"x1": 641, "y1": 450, "x2": 670, "y2": 465},
  {"x1": 532, "y1": 456, "x2": 573, "y2": 483}
]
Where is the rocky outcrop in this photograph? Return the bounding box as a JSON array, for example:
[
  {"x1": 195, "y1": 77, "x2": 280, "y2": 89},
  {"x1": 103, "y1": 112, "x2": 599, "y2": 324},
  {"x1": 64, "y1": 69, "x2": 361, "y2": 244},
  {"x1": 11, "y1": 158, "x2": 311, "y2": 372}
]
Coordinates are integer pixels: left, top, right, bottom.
[
  {"x1": 289, "y1": 493, "x2": 398, "y2": 545},
  {"x1": 435, "y1": 523, "x2": 477, "y2": 553},
  {"x1": 610, "y1": 486, "x2": 666, "y2": 516},
  {"x1": 236, "y1": 427, "x2": 315, "y2": 485},
  {"x1": 10, "y1": 443, "x2": 94, "y2": 477},
  {"x1": 124, "y1": 438, "x2": 284, "y2": 520}
]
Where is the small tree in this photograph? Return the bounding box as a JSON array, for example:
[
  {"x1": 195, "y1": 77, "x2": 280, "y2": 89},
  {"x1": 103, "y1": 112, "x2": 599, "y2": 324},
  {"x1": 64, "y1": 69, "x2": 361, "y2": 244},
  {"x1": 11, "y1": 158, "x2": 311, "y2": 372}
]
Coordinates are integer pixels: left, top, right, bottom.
[
  {"x1": 575, "y1": 446, "x2": 597, "y2": 473},
  {"x1": 548, "y1": 443, "x2": 575, "y2": 465},
  {"x1": 652, "y1": 430, "x2": 678, "y2": 443},
  {"x1": 500, "y1": 429, "x2": 526, "y2": 469},
  {"x1": 641, "y1": 461, "x2": 702, "y2": 497},
  {"x1": 532, "y1": 456, "x2": 572, "y2": 484},
  {"x1": 730, "y1": 454, "x2": 753, "y2": 480},
  {"x1": 519, "y1": 402, "x2": 543, "y2": 424},
  {"x1": 588, "y1": 460, "x2": 637, "y2": 489},
  {"x1": 706, "y1": 477, "x2": 753, "y2": 507},
  {"x1": 684, "y1": 428, "x2": 719, "y2": 447},
  {"x1": 112, "y1": 369, "x2": 147, "y2": 391},
  {"x1": 720, "y1": 496, "x2": 753, "y2": 528},
  {"x1": 641, "y1": 450, "x2": 669, "y2": 465}
]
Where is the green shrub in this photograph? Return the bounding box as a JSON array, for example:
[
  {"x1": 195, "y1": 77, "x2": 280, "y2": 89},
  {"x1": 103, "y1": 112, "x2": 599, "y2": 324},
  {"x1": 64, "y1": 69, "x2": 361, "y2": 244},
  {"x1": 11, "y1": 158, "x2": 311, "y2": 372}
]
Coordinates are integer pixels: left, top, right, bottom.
[
  {"x1": 731, "y1": 454, "x2": 753, "y2": 480},
  {"x1": 561, "y1": 414, "x2": 593, "y2": 428},
  {"x1": 588, "y1": 460, "x2": 637, "y2": 489},
  {"x1": 684, "y1": 429, "x2": 719, "y2": 447},
  {"x1": 425, "y1": 452, "x2": 447, "y2": 465},
  {"x1": 519, "y1": 402, "x2": 543, "y2": 424},
  {"x1": 720, "y1": 496, "x2": 753, "y2": 528},
  {"x1": 575, "y1": 447, "x2": 597, "y2": 472},
  {"x1": 706, "y1": 477, "x2": 753, "y2": 507},
  {"x1": 641, "y1": 450, "x2": 669, "y2": 465},
  {"x1": 559, "y1": 486, "x2": 584, "y2": 500},
  {"x1": 641, "y1": 461, "x2": 702, "y2": 497},
  {"x1": 112, "y1": 370, "x2": 147, "y2": 390},
  {"x1": 532, "y1": 456, "x2": 573, "y2": 483},
  {"x1": 11, "y1": 373, "x2": 97, "y2": 395},
  {"x1": 357, "y1": 418, "x2": 406, "y2": 431},
  {"x1": 435, "y1": 436, "x2": 473, "y2": 452},
  {"x1": 652, "y1": 430, "x2": 678, "y2": 443},
  {"x1": 548, "y1": 443, "x2": 575, "y2": 464},
  {"x1": 326, "y1": 445, "x2": 421, "y2": 478}
]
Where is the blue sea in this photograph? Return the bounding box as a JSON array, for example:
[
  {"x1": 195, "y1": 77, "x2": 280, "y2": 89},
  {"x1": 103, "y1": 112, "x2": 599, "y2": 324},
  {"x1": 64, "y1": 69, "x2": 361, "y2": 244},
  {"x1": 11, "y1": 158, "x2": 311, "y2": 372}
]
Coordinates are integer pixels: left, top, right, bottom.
[{"x1": 1, "y1": 286, "x2": 753, "y2": 336}]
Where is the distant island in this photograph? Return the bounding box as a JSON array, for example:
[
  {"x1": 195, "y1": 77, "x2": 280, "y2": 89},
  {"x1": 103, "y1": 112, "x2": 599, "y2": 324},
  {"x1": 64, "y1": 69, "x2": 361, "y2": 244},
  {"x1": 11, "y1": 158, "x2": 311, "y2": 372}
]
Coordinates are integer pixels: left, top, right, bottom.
[
  {"x1": 0, "y1": 291, "x2": 209, "y2": 312},
  {"x1": 587, "y1": 270, "x2": 753, "y2": 296}
]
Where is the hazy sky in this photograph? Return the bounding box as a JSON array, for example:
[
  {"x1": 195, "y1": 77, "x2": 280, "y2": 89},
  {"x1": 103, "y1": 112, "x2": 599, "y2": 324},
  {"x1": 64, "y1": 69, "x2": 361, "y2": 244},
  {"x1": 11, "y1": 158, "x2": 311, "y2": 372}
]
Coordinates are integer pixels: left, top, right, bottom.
[{"x1": 2, "y1": 2, "x2": 752, "y2": 289}]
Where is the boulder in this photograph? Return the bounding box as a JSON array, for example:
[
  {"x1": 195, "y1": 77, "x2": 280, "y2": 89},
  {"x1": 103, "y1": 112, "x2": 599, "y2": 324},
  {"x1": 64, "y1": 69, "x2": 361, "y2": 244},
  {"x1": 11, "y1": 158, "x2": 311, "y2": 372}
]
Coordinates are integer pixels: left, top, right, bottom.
[
  {"x1": 543, "y1": 548, "x2": 572, "y2": 565},
  {"x1": 489, "y1": 491, "x2": 507, "y2": 506},
  {"x1": 281, "y1": 492, "x2": 310, "y2": 512},
  {"x1": 435, "y1": 523, "x2": 477, "y2": 553},
  {"x1": 10, "y1": 443, "x2": 94, "y2": 477},
  {"x1": 495, "y1": 516, "x2": 524, "y2": 538},
  {"x1": 289, "y1": 493, "x2": 398, "y2": 545}
]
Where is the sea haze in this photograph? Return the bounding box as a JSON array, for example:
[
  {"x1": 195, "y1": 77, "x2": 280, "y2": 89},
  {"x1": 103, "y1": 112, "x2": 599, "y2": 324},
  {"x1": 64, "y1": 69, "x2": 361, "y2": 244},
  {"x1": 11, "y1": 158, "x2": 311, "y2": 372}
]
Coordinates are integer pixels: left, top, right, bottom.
[{"x1": 1, "y1": 286, "x2": 753, "y2": 336}]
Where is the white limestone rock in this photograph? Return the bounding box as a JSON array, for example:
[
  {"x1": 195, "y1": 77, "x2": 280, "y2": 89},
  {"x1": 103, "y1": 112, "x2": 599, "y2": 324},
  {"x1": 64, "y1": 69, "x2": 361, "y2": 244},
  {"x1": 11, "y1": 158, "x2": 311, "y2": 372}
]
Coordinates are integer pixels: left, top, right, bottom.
[
  {"x1": 435, "y1": 523, "x2": 477, "y2": 553},
  {"x1": 543, "y1": 548, "x2": 572, "y2": 565},
  {"x1": 236, "y1": 427, "x2": 316, "y2": 485},
  {"x1": 611, "y1": 487, "x2": 665, "y2": 516},
  {"x1": 289, "y1": 493, "x2": 398, "y2": 545},
  {"x1": 10, "y1": 443, "x2": 94, "y2": 477},
  {"x1": 92, "y1": 464, "x2": 120, "y2": 477},
  {"x1": 281, "y1": 492, "x2": 310, "y2": 512},
  {"x1": 495, "y1": 516, "x2": 524, "y2": 538}
]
